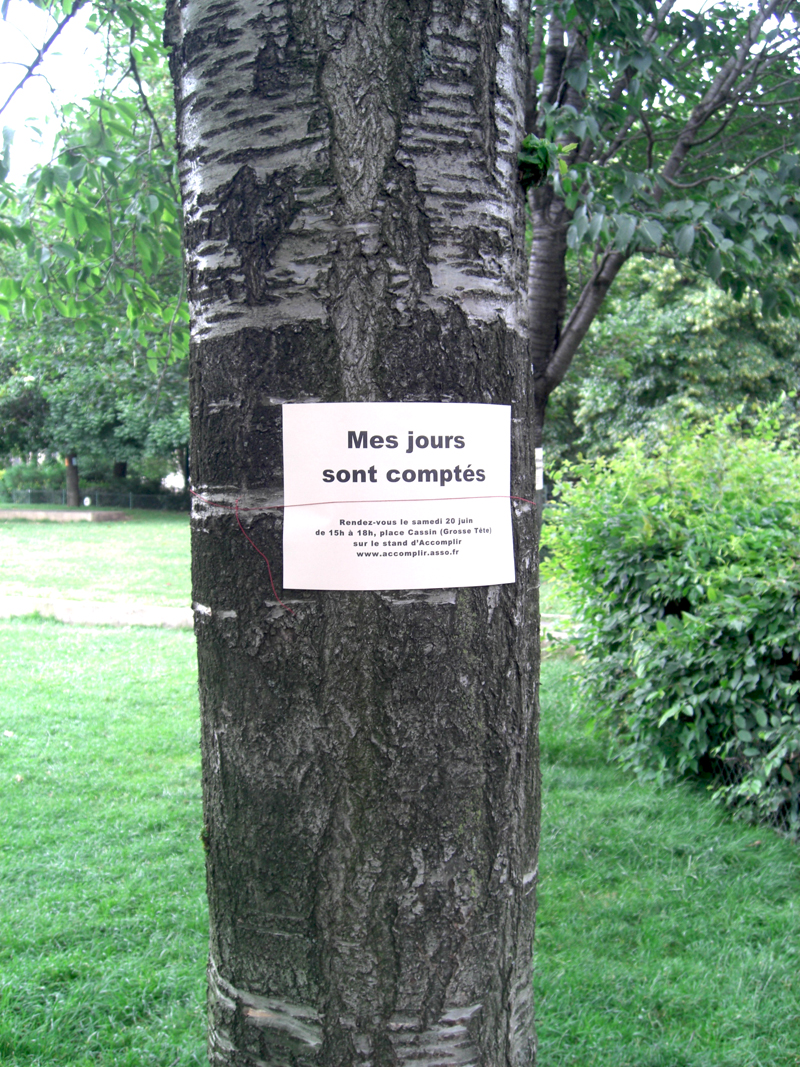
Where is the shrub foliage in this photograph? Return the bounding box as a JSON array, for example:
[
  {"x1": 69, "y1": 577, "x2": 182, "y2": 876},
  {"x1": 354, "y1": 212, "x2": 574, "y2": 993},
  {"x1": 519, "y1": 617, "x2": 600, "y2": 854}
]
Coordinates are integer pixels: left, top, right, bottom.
[{"x1": 545, "y1": 408, "x2": 800, "y2": 831}]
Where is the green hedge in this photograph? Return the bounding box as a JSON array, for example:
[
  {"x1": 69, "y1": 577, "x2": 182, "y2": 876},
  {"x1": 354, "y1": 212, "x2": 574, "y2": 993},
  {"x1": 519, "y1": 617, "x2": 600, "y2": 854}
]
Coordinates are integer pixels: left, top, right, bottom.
[
  {"x1": 0, "y1": 459, "x2": 173, "y2": 499},
  {"x1": 544, "y1": 408, "x2": 800, "y2": 832}
]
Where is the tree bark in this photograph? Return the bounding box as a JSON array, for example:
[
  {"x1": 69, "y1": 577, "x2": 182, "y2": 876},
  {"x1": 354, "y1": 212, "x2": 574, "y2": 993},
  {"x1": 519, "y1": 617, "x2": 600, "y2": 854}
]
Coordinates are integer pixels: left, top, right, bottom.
[
  {"x1": 65, "y1": 454, "x2": 80, "y2": 506},
  {"x1": 527, "y1": 185, "x2": 570, "y2": 449},
  {"x1": 169, "y1": 2, "x2": 539, "y2": 1065}
]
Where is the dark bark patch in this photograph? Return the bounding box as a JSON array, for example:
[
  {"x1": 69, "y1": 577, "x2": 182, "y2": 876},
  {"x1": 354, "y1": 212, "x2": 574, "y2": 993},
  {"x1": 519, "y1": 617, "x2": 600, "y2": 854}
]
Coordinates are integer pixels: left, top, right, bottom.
[
  {"x1": 253, "y1": 40, "x2": 287, "y2": 93},
  {"x1": 211, "y1": 167, "x2": 300, "y2": 305},
  {"x1": 180, "y1": 23, "x2": 239, "y2": 68},
  {"x1": 253, "y1": 28, "x2": 306, "y2": 95},
  {"x1": 190, "y1": 325, "x2": 340, "y2": 488},
  {"x1": 378, "y1": 310, "x2": 514, "y2": 403}
]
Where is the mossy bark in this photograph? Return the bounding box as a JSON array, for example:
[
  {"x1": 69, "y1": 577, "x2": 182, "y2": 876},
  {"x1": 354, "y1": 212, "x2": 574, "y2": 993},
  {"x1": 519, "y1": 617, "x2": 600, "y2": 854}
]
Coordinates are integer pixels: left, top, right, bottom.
[{"x1": 169, "y1": 1, "x2": 540, "y2": 1063}]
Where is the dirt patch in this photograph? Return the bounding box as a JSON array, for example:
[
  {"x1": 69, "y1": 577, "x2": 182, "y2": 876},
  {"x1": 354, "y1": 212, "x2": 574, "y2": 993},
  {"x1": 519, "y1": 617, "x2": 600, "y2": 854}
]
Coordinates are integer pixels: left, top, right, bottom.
[
  {"x1": 0, "y1": 509, "x2": 129, "y2": 523},
  {"x1": 0, "y1": 595, "x2": 193, "y2": 630}
]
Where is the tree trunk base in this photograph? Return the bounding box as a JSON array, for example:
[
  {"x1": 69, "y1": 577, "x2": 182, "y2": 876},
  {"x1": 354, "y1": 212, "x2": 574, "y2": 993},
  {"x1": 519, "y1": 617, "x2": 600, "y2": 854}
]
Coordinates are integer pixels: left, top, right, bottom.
[{"x1": 65, "y1": 455, "x2": 80, "y2": 507}]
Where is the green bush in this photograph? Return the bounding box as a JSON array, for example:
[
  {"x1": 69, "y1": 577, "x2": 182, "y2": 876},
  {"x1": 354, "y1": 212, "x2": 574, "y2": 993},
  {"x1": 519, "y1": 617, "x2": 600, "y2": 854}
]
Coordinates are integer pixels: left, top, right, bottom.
[
  {"x1": 0, "y1": 458, "x2": 178, "y2": 498},
  {"x1": 544, "y1": 407, "x2": 800, "y2": 831},
  {"x1": 0, "y1": 458, "x2": 67, "y2": 494}
]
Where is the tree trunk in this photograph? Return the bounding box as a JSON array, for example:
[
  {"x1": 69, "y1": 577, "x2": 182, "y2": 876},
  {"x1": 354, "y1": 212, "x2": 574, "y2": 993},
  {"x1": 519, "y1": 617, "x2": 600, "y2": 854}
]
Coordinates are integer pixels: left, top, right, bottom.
[
  {"x1": 527, "y1": 186, "x2": 571, "y2": 450},
  {"x1": 113, "y1": 460, "x2": 127, "y2": 479},
  {"x1": 168, "y1": 2, "x2": 539, "y2": 1064},
  {"x1": 65, "y1": 454, "x2": 80, "y2": 506}
]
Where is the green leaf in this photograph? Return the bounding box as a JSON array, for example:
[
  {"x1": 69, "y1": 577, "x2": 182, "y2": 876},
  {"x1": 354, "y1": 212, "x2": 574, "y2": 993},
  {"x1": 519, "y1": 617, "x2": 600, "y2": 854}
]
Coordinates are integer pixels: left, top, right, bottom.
[
  {"x1": 615, "y1": 214, "x2": 637, "y2": 250},
  {"x1": 641, "y1": 219, "x2": 665, "y2": 247},
  {"x1": 65, "y1": 207, "x2": 87, "y2": 240},
  {"x1": 51, "y1": 242, "x2": 80, "y2": 261},
  {"x1": 629, "y1": 51, "x2": 652, "y2": 73},
  {"x1": 565, "y1": 66, "x2": 588, "y2": 92},
  {"x1": 587, "y1": 212, "x2": 605, "y2": 243},
  {"x1": 674, "y1": 224, "x2": 695, "y2": 256}
]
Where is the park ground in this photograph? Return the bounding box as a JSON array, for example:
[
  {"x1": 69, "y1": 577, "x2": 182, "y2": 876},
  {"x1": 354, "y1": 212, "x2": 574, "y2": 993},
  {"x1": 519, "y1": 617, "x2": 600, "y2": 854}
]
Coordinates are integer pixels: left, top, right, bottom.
[{"x1": 0, "y1": 510, "x2": 799, "y2": 1066}]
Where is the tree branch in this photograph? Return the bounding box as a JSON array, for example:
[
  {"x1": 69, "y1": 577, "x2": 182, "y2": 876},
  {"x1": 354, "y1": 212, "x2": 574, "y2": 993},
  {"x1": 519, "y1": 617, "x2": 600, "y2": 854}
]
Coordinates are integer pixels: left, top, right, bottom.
[
  {"x1": 595, "y1": 111, "x2": 637, "y2": 166},
  {"x1": 575, "y1": 0, "x2": 678, "y2": 168},
  {"x1": 543, "y1": 250, "x2": 628, "y2": 394},
  {"x1": 659, "y1": 0, "x2": 784, "y2": 189},
  {"x1": 128, "y1": 48, "x2": 166, "y2": 154},
  {"x1": 664, "y1": 143, "x2": 791, "y2": 187},
  {"x1": 0, "y1": 0, "x2": 90, "y2": 118},
  {"x1": 525, "y1": 8, "x2": 545, "y2": 133},
  {"x1": 644, "y1": 0, "x2": 678, "y2": 43}
]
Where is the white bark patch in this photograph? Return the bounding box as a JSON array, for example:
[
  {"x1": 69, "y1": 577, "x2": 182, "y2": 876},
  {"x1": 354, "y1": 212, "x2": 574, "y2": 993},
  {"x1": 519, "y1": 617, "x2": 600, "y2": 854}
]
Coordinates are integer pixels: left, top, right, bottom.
[
  {"x1": 191, "y1": 488, "x2": 285, "y2": 521},
  {"x1": 522, "y1": 865, "x2": 538, "y2": 887},
  {"x1": 244, "y1": 1007, "x2": 323, "y2": 1047},
  {"x1": 208, "y1": 1026, "x2": 236, "y2": 1058},
  {"x1": 393, "y1": 0, "x2": 527, "y2": 334},
  {"x1": 177, "y1": 0, "x2": 335, "y2": 340},
  {"x1": 205, "y1": 398, "x2": 242, "y2": 414},
  {"x1": 387, "y1": 1006, "x2": 482, "y2": 1065},
  {"x1": 380, "y1": 590, "x2": 458, "y2": 607},
  {"x1": 487, "y1": 584, "x2": 500, "y2": 623},
  {"x1": 209, "y1": 956, "x2": 322, "y2": 1048},
  {"x1": 177, "y1": 0, "x2": 527, "y2": 349}
]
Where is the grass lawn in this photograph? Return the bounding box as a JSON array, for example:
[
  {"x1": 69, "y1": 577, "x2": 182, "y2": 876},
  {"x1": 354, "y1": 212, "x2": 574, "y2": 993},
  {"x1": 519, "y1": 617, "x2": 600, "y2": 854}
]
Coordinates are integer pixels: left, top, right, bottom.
[
  {"x1": 0, "y1": 618, "x2": 205, "y2": 1066},
  {"x1": 2, "y1": 525, "x2": 799, "y2": 1064},
  {"x1": 536, "y1": 658, "x2": 800, "y2": 1067},
  {"x1": 0, "y1": 511, "x2": 190, "y2": 608}
]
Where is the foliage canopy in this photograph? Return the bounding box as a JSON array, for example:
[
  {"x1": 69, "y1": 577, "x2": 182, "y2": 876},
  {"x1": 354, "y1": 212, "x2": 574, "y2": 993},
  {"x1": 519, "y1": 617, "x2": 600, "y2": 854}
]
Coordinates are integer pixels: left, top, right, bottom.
[
  {"x1": 0, "y1": 0, "x2": 186, "y2": 369},
  {"x1": 544, "y1": 258, "x2": 800, "y2": 462},
  {"x1": 527, "y1": 0, "x2": 800, "y2": 429}
]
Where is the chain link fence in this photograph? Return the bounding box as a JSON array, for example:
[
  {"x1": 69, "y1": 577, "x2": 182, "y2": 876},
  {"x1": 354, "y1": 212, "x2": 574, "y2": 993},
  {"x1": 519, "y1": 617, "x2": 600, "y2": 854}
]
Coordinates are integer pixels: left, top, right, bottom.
[
  {"x1": 9, "y1": 488, "x2": 189, "y2": 511},
  {"x1": 714, "y1": 750, "x2": 800, "y2": 839}
]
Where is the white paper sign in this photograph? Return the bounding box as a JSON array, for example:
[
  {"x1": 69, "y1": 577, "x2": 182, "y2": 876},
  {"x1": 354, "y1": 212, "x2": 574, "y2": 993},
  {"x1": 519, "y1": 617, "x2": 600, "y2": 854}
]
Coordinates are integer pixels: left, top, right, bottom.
[{"x1": 282, "y1": 403, "x2": 515, "y2": 590}]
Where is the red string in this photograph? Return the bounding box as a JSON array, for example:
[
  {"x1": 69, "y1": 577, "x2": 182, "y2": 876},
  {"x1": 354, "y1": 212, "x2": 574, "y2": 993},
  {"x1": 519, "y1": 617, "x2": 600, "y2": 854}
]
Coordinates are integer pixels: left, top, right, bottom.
[
  {"x1": 234, "y1": 499, "x2": 296, "y2": 616},
  {"x1": 191, "y1": 488, "x2": 538, "y2": 615},
  {"x1": 191, "y1": 489, "x2": 537, "y2": 511}
]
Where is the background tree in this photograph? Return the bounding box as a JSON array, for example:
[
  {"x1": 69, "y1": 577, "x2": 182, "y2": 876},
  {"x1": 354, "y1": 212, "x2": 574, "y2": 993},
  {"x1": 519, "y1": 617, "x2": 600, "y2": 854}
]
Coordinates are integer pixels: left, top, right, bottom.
[
  {"x1": 0, "y1": 0, "x2": 187, "y2": 369},
  {"x1": 168, "y1": 0, "x2": 538, "y2": 1064},
  {"x1": 525, "y1": 0, "x2": 800, "y2": 445},
  {"x1": 544, "y1": 258, "x2": 800, "y2": 462},
  {"x1": 4, "y1": 0, "x2": 800, "y2": 461},
  {"x1": 0, "y1": 316, "x2": 190, "y2": 501},
  {"x1": 0, "y1": 0, "x2": 188, "y2": 503}
]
